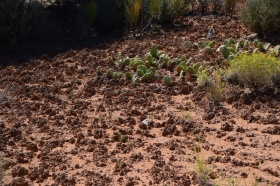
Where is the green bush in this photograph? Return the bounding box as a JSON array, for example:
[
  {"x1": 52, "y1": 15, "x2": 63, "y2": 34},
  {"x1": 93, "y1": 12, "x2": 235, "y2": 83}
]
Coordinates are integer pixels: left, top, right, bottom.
[
  {"x1": 156, "y1": 0, "x2": 186, "y2": 23},
  {"x1": 0, "y1": 0, "x2": 51, "y2": 46},
  {"x1": 240, "y1": 0, "x2": 280, "y2": 36},
  {"x1": 227, "y1": 53, "x2": 280, "y2": 89},
  {"x1": 198, "y1": 69, "x2": 226, "y2": 104},
  {"x1": 187, "y1": 0, "x2": 238, "y2": 15}
]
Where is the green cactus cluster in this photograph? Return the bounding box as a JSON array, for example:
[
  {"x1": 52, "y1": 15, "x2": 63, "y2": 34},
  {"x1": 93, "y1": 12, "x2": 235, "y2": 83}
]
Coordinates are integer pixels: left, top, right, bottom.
[
  {"x1": 175, "y1": 57, "x2": 202, "y2": 78},
  {"x1": 185, "y1": 40, "x2": 216, "y2": 54},
  {"x1": 253, "y1": 40, "x2": 271, "y2": 52},
  {"x1": 104, "y1": 46, "x2": 161, "y2": 83},
  {"x1": 217, "y1": 38, "x2": 249, "y2": 59},
  {"x1": 185, "y1": 63, "x2": 202, "y2": 78},
  {"x1": 216, "y1": 38, "x2": 280, "y2": 60},
  {"x1": 102, "y1": 44, "x2": 210, "y2": 84},
  {"x1": 106, "y1": 69, "x2": 123, "y2": 79},
  {"x1": 100, "y1": 42, "x2": 280, "y2": 88}
]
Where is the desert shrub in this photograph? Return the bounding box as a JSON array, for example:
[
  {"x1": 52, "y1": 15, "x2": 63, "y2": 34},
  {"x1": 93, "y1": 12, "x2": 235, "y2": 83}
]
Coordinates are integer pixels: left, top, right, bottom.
[
  {"x1": 197, "y1": 69, "x2": 212, "y2": 87},
  {"x1": 240, "y1": 0, "x2": 280, "y2": 36},
  {"x1": 0, "y1": 0, "x2": 51, "y2": 46},
  {"x1": 76, "y1": 1, "x2": 98, "y2": 36},
  {"x1": 227, "y1": 53, "x2": 280, "y2": 89},
  {"x1": 198, "y1": 69, "x2": 226, "y2": 104},
  {"x1": 125, "y1": 0, "x2": 142, "y2": 30},
  {"x1": 140, "y1": 0, "x2": 186, "y2": 27},
  {"x1": 188, "y1": 0, "x2": 238, "y2": 15},
  {"x1": 149, "y1": 0, "x2": 161, "y2": 17},
  {"x1": 155, "y1": 0, "x2": 186, "y2": 23}
]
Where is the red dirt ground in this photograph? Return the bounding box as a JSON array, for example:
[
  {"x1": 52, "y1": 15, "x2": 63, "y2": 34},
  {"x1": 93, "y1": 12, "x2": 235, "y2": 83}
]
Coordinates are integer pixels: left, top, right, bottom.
[{"x1": 0, "y1": 15, "x2": 280, "y2": 186}]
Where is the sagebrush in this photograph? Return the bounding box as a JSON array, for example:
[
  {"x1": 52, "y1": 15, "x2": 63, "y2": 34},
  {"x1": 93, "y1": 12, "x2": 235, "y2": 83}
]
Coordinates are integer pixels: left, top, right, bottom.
[
  {"x1": 227, "y1": 53, "x2": 280, "y2": 89},
  {"x1": 240, "y1": 0, "x2": 280, "y2": 37}
]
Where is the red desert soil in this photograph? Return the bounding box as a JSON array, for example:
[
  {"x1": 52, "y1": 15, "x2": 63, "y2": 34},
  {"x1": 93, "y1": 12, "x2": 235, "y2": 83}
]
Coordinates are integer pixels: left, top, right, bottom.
[{"x1": 0, "y1": 15, "x2": 280, "y2": 186}]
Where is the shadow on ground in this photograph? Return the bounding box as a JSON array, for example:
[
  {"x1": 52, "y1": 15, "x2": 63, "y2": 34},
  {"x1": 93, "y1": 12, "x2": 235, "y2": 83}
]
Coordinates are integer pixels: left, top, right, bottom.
[{"x1": 0, "y1": 30, "x2": 124, "y2": 66}]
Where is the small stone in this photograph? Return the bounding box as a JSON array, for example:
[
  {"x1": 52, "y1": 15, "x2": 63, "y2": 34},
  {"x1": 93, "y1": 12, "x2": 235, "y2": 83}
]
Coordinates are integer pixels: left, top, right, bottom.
[
  {"x1": 141, "y1": 118, "x2": 153, "y2": 126},
  {"x1": 241, "y1": 172, "x2": 248, "y2": 178},
  {"x1": 221, "y1": 122, "x2": 233, "y2": 131},
  {"x1": 203, "y1": 112, "x2": 215, "y2": 121},
  {"x1": 26, "y1": 142, "x2": 38, "y2": 152}
]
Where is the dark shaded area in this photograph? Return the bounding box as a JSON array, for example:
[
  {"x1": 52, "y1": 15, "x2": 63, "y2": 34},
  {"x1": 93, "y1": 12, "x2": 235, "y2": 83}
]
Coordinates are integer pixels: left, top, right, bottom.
[
  {"x1": 0, "y1": 0, "x2": 128, "y2": 66},
  {"x1": 0, "y1": 29, "x2": 125, "y2": 66}
]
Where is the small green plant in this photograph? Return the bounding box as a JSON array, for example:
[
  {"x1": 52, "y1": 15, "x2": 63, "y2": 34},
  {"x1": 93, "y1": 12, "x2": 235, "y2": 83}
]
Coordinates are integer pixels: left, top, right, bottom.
[
  {"x1": 105, "y1": 69, "x2": 123, "y2": 79},
  {"x1": 163, "y1": 75, "x2": 176, "y2": 87},
  {"x1": 197, "y1": 69, "x2": 211, "y2": 87},
  {"x1": 174, "y1": 55, "x2": 192, "y2": 73},
  {"x1": 181, "y1": 109, "x2": 193, "y2": 122},
  {"x1": 274, "y1": 46, "x2": 280, "y2": 56},
  {"x1": 206, "y1": 79, "x2": 226, "y2": 105},
  {"x1": 184, "y1": 40, "x2": 193, "y2": 49},
  {"x1": 227, "y1": 52, "x2": 280, "y2": 89},
  {"x1": 240, "y1": 0, "x2": 280, "y2": 37},
  {"x1": 125, "y1": 72, "x2": 133, "y2": 80},
  {"x1": 150, "y1": 44, "x2": 159, "y2": 58},
  {"x1": 193, "y1": 134, "x2": 217, "y2": 185},
  {"x1": 130, "y1": 57, "x2": 146, "y2": 70},
  {"x1": 253, "y1": 40, "x2": 271, "y2": 52},
  {"x1": 198, "y1": 68, "x2": 226, "y2": 105},
  {"x1": 227, "y1": 176, "x2": 242, "y2": 186},
  {"x1": 96, "y1": 66, "x2": 103, "y2": 76},
  {"x1": 193, "y1": 41, "x2": 204, "y2": 49},
  {"x1": 109, "y1": 55, "x2": 131, "y2": 69},
  {"x1": 193, "y1": 40, "x2": 216, "y2": 54},
  {"x1": 217, "y1": 45, "x2": 231, "y2": 59},
  {"x1": 194, "y1": 152, "x2": 213, "y2": 185},
  {"x1": 144, "y1": 53, "x2": 158, "y2": 67},
  {"x1": 136, "y1": 65, "x2": 156, "y2": 82},
  {"x1": 185, "y1": 62, "x2": 202, "y2": 78},
  {"x1": 116, "y1": 160, "x2": 126, "y2": 169}
]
